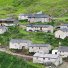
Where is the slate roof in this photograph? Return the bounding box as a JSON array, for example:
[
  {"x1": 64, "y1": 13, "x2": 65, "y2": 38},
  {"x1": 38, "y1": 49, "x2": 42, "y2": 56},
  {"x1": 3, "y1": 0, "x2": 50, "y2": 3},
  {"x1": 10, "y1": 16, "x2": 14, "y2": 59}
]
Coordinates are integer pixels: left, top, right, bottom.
[
  {"x1": 27, "y1": 24, "x2": 53, "y2": 28},
  {"x1": 61, "y1": 24, "x2": 68, "y2": 26},
  {"x1": 33, "y1": 53, "x2": 59, "y2": 59},
  {"x1": 0, "y1": 18, "x2": 17, "y2": 23},
  {"x1": 0, "y1": 18, "x2": 15, "y2": 21},
  {"x1": 19, "y1": 14, "x2": 30, "y2": 16},
  {"x1": 10, "y1": 39, "x2": 32, "y2": 43},
  {"x1": 29, "y1": 44, "x2": 50, "y2": 47},
  {"x1": 60, "y1": 28, "x2": 68, "y2": 32},
  {"x1": 28, "y1": 14, "x2": 50, "y2": 18},
  {"x1": 58, "y1": 46, "x2": 68, "y2": 52}
]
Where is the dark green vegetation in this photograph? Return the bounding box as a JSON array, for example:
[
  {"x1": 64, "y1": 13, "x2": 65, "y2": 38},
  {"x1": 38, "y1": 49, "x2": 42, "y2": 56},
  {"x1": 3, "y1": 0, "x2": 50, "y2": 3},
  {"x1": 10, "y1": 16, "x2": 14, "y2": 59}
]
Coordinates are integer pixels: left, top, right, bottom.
[
  {"x1": 0, "y1": 52, "x2": 44, "y2": 68},
  {"x1": 0, "y1": 0, "x2": 68, "y2": 17},
  {"x1": 0, "y1": 26, "x2": 68, "y2": 47}
]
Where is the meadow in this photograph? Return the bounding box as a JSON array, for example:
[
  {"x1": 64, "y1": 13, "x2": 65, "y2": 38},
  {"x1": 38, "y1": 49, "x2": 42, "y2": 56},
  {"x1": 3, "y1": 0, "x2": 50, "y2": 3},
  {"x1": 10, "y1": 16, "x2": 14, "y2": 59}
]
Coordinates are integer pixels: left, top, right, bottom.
[
  {"x1": 0, "y1": 0, "x2": 68, "y2": 17},
  {"x1": 0, "y1": 52, "x2": 44, "y2": 68}
]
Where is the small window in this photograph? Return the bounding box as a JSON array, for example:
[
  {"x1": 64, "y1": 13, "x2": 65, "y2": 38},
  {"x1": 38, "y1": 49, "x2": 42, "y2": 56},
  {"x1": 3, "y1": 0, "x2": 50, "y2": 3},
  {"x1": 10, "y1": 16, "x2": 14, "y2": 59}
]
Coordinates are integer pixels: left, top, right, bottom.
[
  {"x1": 43, "y1": 58, "x2": 45, "y2": 60},
  {"x1": 39, "y1": 47, "x2": 40, "y2": 49},
  {"x1": 15, "y1": 45, "x2": 16, "y2": 46},
  {"x1": 36, "y1": 57, "x2": 38, "y2": 59},
  {"x1": 55, "y1": 52, "x2": 57, "y2": 54},
  {"x1": 32, "y1": 47, "x2": 33, "y2": 49},
  {"x1": 48, "y1": 58, "x2": 50, "y2": 60}
]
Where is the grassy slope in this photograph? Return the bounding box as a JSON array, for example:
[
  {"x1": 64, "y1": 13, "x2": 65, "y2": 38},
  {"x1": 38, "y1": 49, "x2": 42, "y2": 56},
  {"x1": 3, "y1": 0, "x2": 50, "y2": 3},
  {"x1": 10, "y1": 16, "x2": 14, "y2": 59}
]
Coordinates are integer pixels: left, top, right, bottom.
[
  {"x1": 0, "y1": 26, "x2": 68, "y2": 47},
  {"x1": 0, "y1": 52, "x2": 44, "y2": 68},
  {"x1": 0, "y1": 0, "x2": 68, "y2": 17}
]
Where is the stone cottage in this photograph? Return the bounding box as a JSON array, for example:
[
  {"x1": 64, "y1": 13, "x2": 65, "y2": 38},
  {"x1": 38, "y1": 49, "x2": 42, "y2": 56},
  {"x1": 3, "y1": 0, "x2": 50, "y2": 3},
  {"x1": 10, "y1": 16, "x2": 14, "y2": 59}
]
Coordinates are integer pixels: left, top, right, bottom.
[
  {"x1": 29, "y1": 44, "x2": 51, "y2": 53},
  {"x1": 26, "y1": 24, "x2": 53, "y2": 33},
  {"x1": 9, "y1": 39, "x2": 32, "y2": 49},
  {"x1": 52, "y1": 46, "x2": 68, "y2": 58},
  {"x1": 33, "y1": 52, "x2": 62, "y2": 66},
  {"x1": 55, "y1": 28, "x2": 68, "y2": 39},
  {"x1": 28, "y1": 14, "x2": 52, "y2": 23}
]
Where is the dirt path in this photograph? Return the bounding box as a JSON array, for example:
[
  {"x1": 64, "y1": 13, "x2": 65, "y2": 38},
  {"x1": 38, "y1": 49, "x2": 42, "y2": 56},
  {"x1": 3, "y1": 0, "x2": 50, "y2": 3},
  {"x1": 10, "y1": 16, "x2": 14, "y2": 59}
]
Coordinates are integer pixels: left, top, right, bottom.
[{"x1": 0, "y1": 47, "x2": 33, "y2": 59}]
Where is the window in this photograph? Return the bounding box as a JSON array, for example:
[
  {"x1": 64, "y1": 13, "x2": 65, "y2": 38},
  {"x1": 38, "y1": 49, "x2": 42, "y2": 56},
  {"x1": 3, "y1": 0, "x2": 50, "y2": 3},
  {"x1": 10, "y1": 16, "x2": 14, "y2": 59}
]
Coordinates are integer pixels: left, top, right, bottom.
[
  {"x1": 39, "y1": 47, "x2": 40, "y2": 49},
  {"x1": 43, "y1": 58, "x2": 45, "y2": 60},
  {"x1": 36, "y1": 57, "x2": 38, "y2": 59},
  {"x1": 48, "y1": 58, "x2": 50, "y2": 60},
  {"x1": 32, "y1": 47, "x2": 33, "y2": 49},
  {"x1": 59, "y1": 35, "x2": 60, "y2": 38},
  {"x1": 55, "y1": 52, "x2": 57, "y2": 54}
]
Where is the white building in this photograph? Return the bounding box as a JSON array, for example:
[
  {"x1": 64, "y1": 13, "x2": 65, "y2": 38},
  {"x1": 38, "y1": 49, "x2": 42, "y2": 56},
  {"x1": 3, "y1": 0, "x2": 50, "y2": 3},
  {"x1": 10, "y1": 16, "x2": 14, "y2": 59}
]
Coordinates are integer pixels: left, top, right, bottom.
[
  {"x1": 29, "y1": 44, "x2": 51, "y2": 53},
  {"x1": 52, "y1": 46, "x2": 68, "y2": 58},
  {"x1": 0, "y1": 26, "x2": 7, "y2": 34},
  {"x1": 55, "y1": 28, "x2": 68, "y2": 39},
  {"x1": 52, "y1": 49, "x2": 58, "y2": 54},
  {"x1": 9, "y1": 39, "x2": 32, "y2": 49},
  {"x1": 0, "y1": 18, "x2": 18, "y2": 26},
  {"x1": 28, "y1": 14, "x2": 52, "y2": 23},
  {"x1": 18, "y1": 13, "x2": 52, "y2": 23},
  {"x1": 33, "y1": 52, "x2": 62, "y2": 66},
  {"x1": 18, "y1": 14, "x2": 29, "y2": 20},
  {"x1": 26, "y1": 24, "x2": 53, "y2": 33}
]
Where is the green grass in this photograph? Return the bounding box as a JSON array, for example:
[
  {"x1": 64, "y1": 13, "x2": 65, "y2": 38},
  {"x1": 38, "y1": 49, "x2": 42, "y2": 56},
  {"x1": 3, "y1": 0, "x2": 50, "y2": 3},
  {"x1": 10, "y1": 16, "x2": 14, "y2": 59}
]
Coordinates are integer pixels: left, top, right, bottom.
[
  {"x1": 0, "y1": 26, "x2": 68, "y2": 47},
  {"x1": 0, "y1": 52, "x2": 44, "y2": 68},
  {"x1": 54, "y1": 17, "x2": 68, "y2": 22},
  {"x1": 0, "y1": 0, "x2": 68, "y2": 18}
]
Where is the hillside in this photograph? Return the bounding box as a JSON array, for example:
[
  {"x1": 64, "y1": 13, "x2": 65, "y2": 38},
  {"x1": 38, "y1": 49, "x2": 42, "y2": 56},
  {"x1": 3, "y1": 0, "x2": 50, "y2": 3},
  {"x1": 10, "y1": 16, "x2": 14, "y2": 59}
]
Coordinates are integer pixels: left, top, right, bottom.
[
  {"x1": 0, "y1": 0, "x2": 68, "y2": 17},
  {"x1": 0, "y1": 26, "x2": 68, "y2": 47},
  {"x1": 0, "y1": 52, "x2": 44, "y2": 68}
]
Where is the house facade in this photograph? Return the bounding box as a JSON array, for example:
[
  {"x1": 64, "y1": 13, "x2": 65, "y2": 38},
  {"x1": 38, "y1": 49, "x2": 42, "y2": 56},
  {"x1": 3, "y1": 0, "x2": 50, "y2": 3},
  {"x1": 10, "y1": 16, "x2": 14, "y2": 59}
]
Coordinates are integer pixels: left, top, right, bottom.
[
  {"x1": 26, "y1": 24, "x2": 53, "y2": 33},
  {"x1": 0, "y1": 26, "x2": 7, "y2": 34},
  {"x1": 33, "y1": 52, "x2": 62, "y2": 66},
  {"x1": 9, "y1": 39, "x2": 32, "y2": 49},
  {"x1": 55, "y1": 28, "x2": 68, "y2": 39},
  {"x1": 0, "y1": 18, "x2": 18, "y2": 26},
  {"x1": 58, "y1": 46, "x2": 68, "y2": 58},
  {"x1": 18, "y1": 13, "x2": 52, "y2": 23},
  {"x1": 28, "y1": 14, "x2": 52, "y2": 23},
  {"x1": 29, "y1": 44, "x2": 51, "y2": 53},
  {"x1": 52, "y1": 46, "x2": 68, "y2": 58}
]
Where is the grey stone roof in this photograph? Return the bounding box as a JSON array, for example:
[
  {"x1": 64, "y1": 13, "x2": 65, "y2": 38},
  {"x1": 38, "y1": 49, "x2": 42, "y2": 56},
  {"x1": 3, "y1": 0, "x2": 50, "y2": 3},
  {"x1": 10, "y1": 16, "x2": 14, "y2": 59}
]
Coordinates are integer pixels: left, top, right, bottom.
[
  {"x1": 0, "y1": 18, "x2": 15, "y2": 21},
  {"x1": 29, "y1": 44, "x2": 50, "y2": 47},
  {"x1": 28, "y1": 14, "x2": 50, "y2": 18},
  {"x1": 0, "y1": 18, "x2": 17, "y2": 23},
  {"x1": 19, "y1": 14, "x2": 30, "y2": 16},
  {"x1": 58, "y1": 46, "x2": 68, "y2": 52},
  {"x1": 10, "y1": 39, "x2": 32, "y2": 43},
  {"x1": 60, "y1": 28, "x2": 68, "y2": 32},
  {"x1": 19, "y1": 13, "x2": 50, "y2": 18},
  {"x1": 27, "y1": 24, "x2": 53, "y2": 28},
  {"x1": 61, "y1": 24, "x2": 68, "y2": 26},
  {"x1": 33, "y1": 53, "x2": 59, "y2": 59}
]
